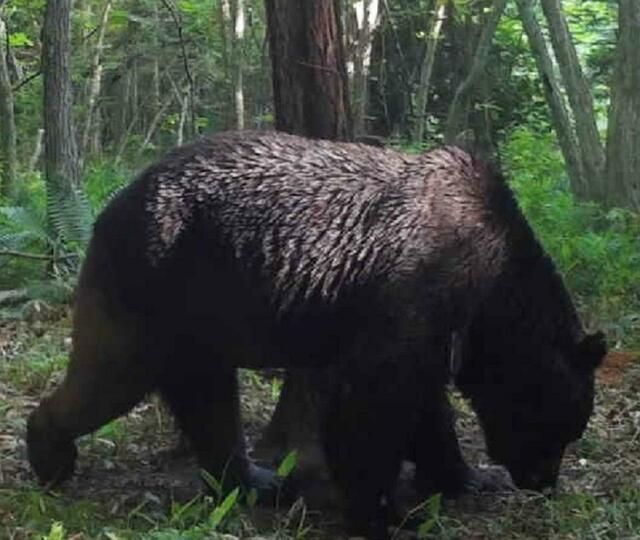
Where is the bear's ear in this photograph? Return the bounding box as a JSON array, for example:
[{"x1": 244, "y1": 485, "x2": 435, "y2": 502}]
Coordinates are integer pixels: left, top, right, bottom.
[{"x1": 574, "y1": 331, "x2": 607, "y2": 371}]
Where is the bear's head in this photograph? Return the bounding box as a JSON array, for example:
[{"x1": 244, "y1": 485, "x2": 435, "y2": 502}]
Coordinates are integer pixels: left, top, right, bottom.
[{"x1": 457, "y1": 329, "x2": 606, "y2": 491}]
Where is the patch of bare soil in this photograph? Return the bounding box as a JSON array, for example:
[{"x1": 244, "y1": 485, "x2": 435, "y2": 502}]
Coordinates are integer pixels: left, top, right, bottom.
[{"x1": 598, "y1": 351, "x2": 640, "y2": 385}]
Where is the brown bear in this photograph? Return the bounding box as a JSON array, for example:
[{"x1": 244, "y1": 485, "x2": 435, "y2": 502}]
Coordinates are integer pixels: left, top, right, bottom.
[{"x1": 27, "y1": 132, "x2": 605, "y2": 539}]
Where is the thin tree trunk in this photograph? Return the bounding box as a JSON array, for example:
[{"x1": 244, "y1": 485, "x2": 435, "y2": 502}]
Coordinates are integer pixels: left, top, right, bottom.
[
  {"x1": 177, "y1": 89, "x2": 189, "y2": 146},
  {"x1": 137, "y1": 80, "x2": 182, "y2": 156},
  {"x1": 234, "y1": 0, "x2": 245, "y2": 130},
  {"x1": 265, "y1": 0, "x2": 351, "y2": 140},
  {"x1": 7, "y1": 45, "x2": 23, "y2": 83},
  {"x1": 131, "y1": 59, "x2": 139, "y2": 132},
  {"x1": 91, "y1": 108, "x2": 102, "y2": 157},
  {"x1": 413, "y1": 0, "x2": 447, "y2": 143},
  {"x1": 152, "y1": 0, "x2": 161, "y2": 112},
  {"x1": 29, "y1": 129, "x2": 45, "y2": 171},
  {"x1": 81, "y1": 0, "x2": 112, "y2": 167},
  {"x1": 118, "y1": 66, "x2": 131, "y2": 146},
  {"x1": 42, "y1": 0, "x2": 79, "y2": 194},
  {"x1": 444, "y1": 0, "x2": 507, "y2": 144},
  {"x1": 218, "y1": 0, "x2": 233, "y2": 129},
  {"x1": 605, "y1": 0, "x2": 640, "y2": 211},
  {"x1": 351, "y1": 0, "x2": 380, "y2": 136},
  {"x1": 517, "y1": 0, "x2": 584, "y2": 195},
  {"x1": 540, "y1": 0, "x2": 605, "y2": 201},
  {"x1": 0, "y1": 15, "x2": 17, "y2": 197}
]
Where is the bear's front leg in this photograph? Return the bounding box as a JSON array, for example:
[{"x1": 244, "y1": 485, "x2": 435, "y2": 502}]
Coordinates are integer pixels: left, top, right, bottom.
[
  {"x1": 159, "y1": 362, "x2": 280, "y2": 498},
  {"x1": 411, "y1": 386, "x2": 513, "y2": 498}
]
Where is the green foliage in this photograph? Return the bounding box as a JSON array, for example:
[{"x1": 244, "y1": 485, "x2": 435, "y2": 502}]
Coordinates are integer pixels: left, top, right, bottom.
[
  {"x1": 42, "y1": 522, "x2": 65, "y2": 540},
  {"x1": 416, "y1": 493, "x2": 442, "y2": 538},
  {"x1": 0, "y1": 163, "x2": 128, "y2": 307},
  {"x1": 277, "y1": 450, "x2": 299, "y2": 479},
  {"x1": 0, "y1": 184, "x2": 92, "y2": 304},
  {"x1": 209, "y1": 487, "x2": 240, "y2": 531},
  {"x1": 83, "y1": 161, "x2": 130, "y2": 212},
  {"x1": 503, "y1": 128, "x2": 640, "y2": 347}
]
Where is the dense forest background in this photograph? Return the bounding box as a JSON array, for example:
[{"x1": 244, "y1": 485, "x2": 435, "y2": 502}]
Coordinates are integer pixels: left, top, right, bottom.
[
  {"x1": 1, "y1": 1, "x2": 640, "y2": 538},
  {"x1": 0, "y1": 0, "x2": 637, "y2": 348}
]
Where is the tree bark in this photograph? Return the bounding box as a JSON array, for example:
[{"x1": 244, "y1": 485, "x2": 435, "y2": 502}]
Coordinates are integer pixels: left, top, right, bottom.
[
  {"x1": 517, "y1": 0, "x2": 584, "y2": 195},
  {"x1": 81, "y1": 0, "x2": 112, "y2": 167},
  {"x1": 444, "y1": 0, "x2": 507, "y2": 144},
  {"x1": 259, "y1": 0, "x2": 352, "y2": 465},
  {"x1": 42, "y1": 0, "x2": 80, "y2": 194},
  {"x1": 540, "y1": 0, "x2": 605, "y2": 201},
  {"x1": 0, "y1": 15, "x2": 17, "y2": 197},
  {"x1": 265, "y1": 0, "x2": 351, "y2": 140},
  {"x1": 605, "y1": 0, "x2": 640, "y2": 211},
  {"x1": 413, "y1": 0, "x2": 447, "y2": 144}
]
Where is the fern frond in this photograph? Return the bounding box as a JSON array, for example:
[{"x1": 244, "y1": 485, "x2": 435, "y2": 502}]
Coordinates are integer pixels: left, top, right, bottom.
[{"x1": 46, "y1": 188, "x2": 94, "y2": 250}]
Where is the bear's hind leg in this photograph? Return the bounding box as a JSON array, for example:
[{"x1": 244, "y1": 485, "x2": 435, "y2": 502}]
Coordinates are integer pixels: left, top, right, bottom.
[
  {"x1": 159, "y1": 364, "x2": 278, "y2": 496},
  {"x1": 27, "y1": 290, "x2": 152, "y2": 485}
]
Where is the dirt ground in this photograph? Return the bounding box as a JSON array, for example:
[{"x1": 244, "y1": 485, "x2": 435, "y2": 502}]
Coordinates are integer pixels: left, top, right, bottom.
[{"x1": 1, "y1": 318, "x2": 640, "y2": 539}]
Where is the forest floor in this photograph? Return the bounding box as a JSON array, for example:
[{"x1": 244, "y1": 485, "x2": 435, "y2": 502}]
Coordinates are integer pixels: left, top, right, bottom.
[{"x1": 2, "y1": 314, "x2": 640, "y2": 540}]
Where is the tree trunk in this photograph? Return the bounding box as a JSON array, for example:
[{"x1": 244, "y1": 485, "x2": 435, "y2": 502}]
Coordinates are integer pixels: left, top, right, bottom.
[
  {"x1": 540, "y1": 0, "x2": 605, "y2": 201},
  {"x1": 444, "y1": 0, "x2": 507, "y2": 144},
  {"x1": 29, "y1": 129, "x2": 45, "y2": 172},
  {"x1": 259, "y1": 0, "x2": 352, "y2": 465},
  {"x1": 42, "y1": 0, "x2": 79, "y2": 194},
  {"x1": 413, "y1": 0, "x2": 447, "y2": 144},
  {"x1": 517, "y1": 0, "x2": 584, "y2": 195},
  {"x1": 81, "y1": 0, "x2": 112, "y2": 167},
  {"x1": 177, "y1": 88, "x2": 189, "y2": 146},
  {"x1": 605, "y1": 0, "x2": 640, "y2": 211},
  {"x1": 234, "y1": 0, "x2": 245, "y2": 130},
  {"x1": 265, "y1": 0, "x2": 351, "y2": 140},
  {"x1": 218, "y1": 0, "x2": 233, "y2": 129},
  {"x1": 152, "y1": 0, "x2": 161, "y2": 113},
  {"x1": 0, "y1": 15, "x2": 17, "y2": 197},
  {"x1": 351, "y1": 0, "x2": 380, "y2": 136}
]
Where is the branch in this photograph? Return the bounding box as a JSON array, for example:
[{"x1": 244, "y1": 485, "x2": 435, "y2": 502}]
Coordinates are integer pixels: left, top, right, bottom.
[
  {"x1": 0, "y1": 250, "x2": 53, "y2": 261},
  {"x1": 12, "y1": 69, "x2": 41, "y2": 92}
]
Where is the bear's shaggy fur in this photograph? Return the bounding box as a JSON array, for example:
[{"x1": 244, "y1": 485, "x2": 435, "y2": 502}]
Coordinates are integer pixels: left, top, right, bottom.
[{"x1": 27, "y1": 132, "x2": 605, "y2": 539}]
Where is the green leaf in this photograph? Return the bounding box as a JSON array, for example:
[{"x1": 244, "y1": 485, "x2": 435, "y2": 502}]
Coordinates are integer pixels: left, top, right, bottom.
[
  {"x1": 246, "y1": 488, "x2": 258, "y2": 508},
  {"x1": 276, "y1": 450, "x2": 298, "y2": 479},
  {"x1": 42, "y1": 522, "x2": 65, "y2": 540},
  {"x1": 209, "y1": 487, "x2": 239, "y2": 530},
  {"x1": 9, "y1": 32, "x2": 34, "y2": 47},
  {"x1": 200, "y1": 469, "x2": 223, "y2": 498}
]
